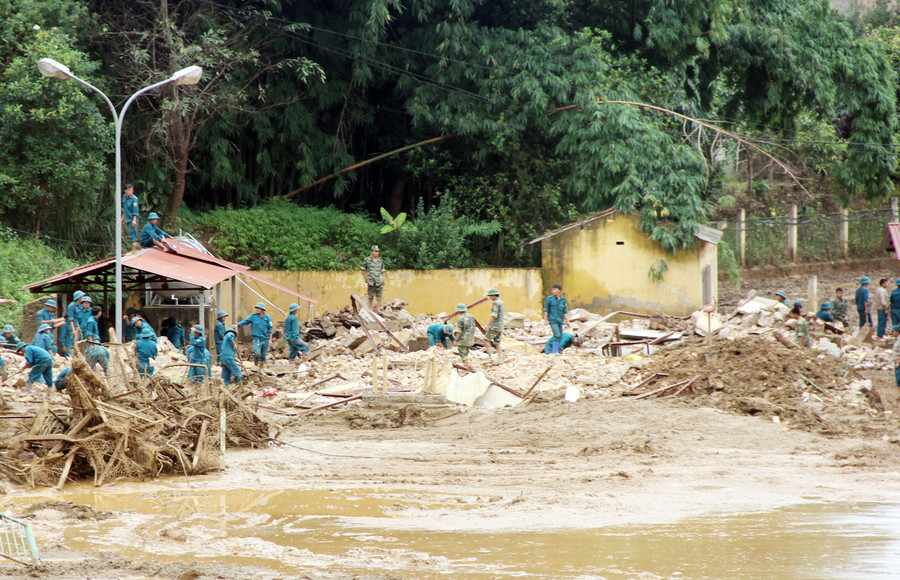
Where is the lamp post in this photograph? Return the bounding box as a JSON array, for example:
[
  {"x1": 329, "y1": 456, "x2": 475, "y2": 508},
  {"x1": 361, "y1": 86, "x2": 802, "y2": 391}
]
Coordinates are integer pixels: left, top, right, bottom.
[{"x1": 37, "y1": 58, "x2": 202, "y2": 343}]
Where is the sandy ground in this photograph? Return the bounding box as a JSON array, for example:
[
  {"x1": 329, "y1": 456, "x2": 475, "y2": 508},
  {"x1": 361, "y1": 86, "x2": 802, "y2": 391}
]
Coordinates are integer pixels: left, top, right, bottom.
[{"x1": 2, "y1": 266, "x2": 900, "y2": 579}]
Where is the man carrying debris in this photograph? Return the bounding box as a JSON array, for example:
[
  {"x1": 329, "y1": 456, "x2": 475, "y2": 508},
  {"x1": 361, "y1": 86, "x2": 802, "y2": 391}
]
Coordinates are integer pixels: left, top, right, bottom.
[
  {"x1": 856, "y1": 277, "x2": 871, "y2": 328},
  {"x1": 874, "y1": 278, "x2": 891, "y2": 339},
  {"x1": 84, "y1": 342, "x2": 110, "y2": 374},
  {"x1": 543, "y1": 332, "x2": 582, "y2": 354},
  {"x1": 214, "y1": 310, "x2": 228, "y2": 362},
  {"x1": 816, "y1": 303, "x2": 834, "y2": 322},
  {"x1": 135, "y1": 326, "x2": 157, "y2": 377},
  {"x1": 284, "y1": 303, "x2": 309, "y2": 362},
  {"x1": 484, "y1": 288, "x2": 506, "y2": 363},
  {"x1": 791, "y1": 307, "x2": 810, "y2": 347},
  {"x1": 454, "y1": 303, "x2": 477, "y2": 365},
  {"x1": 361, "y1": 245, "x2": 386, "y2": 310},
  {"x1": 543, "y1": 284, "x2": 569, "y2": 355},
  {"x1": 892, "y1": 325, "x2": 900, "y2": 387},
  {"x1": 832, "y1": 288, "x2": 848, "y2": 328},
  {"x1": 15, "y1": 341, "x2": 52, "y2": 389},
  {"x1": 187, "y1": 325, "x2": 210, "y2": 383},
  {"x1": 220, "y1": 327, "x2": 242, "y2": 385},
  {"x1": 427, "y1": 323, "x2": 456, "y2": 349},
  {"x1": 238, "y1": 302, "x2": 273, "y2": 370}
]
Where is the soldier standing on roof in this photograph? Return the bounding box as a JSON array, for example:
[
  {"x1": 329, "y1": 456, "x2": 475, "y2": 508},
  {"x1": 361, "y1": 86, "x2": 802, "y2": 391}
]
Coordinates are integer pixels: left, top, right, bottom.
[{"x1": 362, "y1": 245, "x2": 386, "y2": 310}]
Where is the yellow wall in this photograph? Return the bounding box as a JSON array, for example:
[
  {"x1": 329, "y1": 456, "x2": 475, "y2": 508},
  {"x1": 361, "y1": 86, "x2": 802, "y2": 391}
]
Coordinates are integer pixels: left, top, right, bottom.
[
  {"x1": 216, "y1": 268, "x2": 544, "y2": 325},
  {"x1": 540, "y1": 213, "x2": 717, "y2": 316}
]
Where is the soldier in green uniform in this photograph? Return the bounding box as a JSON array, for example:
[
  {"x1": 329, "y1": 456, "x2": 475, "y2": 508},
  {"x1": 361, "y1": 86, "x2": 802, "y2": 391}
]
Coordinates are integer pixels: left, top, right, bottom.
[
  {"x1": 791, "y1": 307, "x2": 810, "y2": 347},
  {"x1": 831, "y1": 288, "x2": 848, "y2": 328},
  {"x1": 454, "y1": 303, "x2": 476, "y2": 366},
  {"x1": 484, "y1": 288, "x2": 505, "y2": 363},
  {"x1": 361, "y1": 245, "x2": 386, "y2": 310},
  {"x1": 891, "y1": 325, "x2": 900, "y2": 387}
]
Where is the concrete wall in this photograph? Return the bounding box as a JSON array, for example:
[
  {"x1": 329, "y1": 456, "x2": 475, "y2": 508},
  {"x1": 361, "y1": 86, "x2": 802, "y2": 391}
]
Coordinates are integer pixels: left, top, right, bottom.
[
  {"x1": 216, "y1": 268, "x2": 544, "y2": 326},
  {"x1": 540, "y1": 213, "x2": 717, "y2": 316}
]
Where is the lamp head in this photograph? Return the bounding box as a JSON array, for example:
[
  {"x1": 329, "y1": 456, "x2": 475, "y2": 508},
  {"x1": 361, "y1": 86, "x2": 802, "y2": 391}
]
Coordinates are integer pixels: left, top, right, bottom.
[
  {"x1": 171, "y1": 65, "x2": 202, "y2": 86},
  {"x1": 37, "y1": 58, "x2": 72, "y2": 79}
]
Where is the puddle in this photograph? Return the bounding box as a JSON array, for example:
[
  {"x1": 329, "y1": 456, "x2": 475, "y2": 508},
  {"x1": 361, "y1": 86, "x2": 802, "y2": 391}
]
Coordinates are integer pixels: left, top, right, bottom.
[{"x1": 7, "y1": 485, "x2": 900, "y2": 578}]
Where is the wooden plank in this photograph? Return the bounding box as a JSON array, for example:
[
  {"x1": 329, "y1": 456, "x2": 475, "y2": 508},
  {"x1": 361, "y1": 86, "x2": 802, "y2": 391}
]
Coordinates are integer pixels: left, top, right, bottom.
[{"x1": 297, "y1": 394, "x2": 363, "y2": 416}]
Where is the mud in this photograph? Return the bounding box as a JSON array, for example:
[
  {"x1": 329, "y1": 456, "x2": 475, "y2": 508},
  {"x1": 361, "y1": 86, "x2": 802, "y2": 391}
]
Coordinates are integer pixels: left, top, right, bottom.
[{"x1": 2, "y1": 266, "x2": 900, "y2": 578}]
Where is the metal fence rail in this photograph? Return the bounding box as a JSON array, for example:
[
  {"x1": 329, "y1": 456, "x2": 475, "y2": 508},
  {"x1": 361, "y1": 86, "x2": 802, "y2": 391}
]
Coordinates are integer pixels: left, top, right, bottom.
[{"x1": 0, "y1": 512, "x2": 39, "y2": 566}]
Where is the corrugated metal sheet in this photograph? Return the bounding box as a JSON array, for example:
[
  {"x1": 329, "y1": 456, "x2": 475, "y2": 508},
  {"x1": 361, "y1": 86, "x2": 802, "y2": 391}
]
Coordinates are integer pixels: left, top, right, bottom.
[
  {"x1": 889, "y1": 223, "x2": 900, "y2": 260},
  {"x1": 162, "y1": 240, "x2": 250, "y2": 272},
  {"x1": 529, "y1": 209, "x2": 722, "y2": 246},
  {"x1": 126, "y1": 250, "x2": 235, "y2": 288}
]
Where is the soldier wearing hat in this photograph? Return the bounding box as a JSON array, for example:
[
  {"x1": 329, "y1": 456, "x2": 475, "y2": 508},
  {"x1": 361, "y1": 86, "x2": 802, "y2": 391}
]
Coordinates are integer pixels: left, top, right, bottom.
[
  {"x1": 187, "y1": 324, "x2": 210, "y2": 383},
  {"x1": 68, "y1": 290, "x2": 86, "y2": 341},
  {"x1": 15, "y1": 341, "x2": 53, "y2": 389},
  {"x1": 453, "y1": 303, "x2": 476, "y2": 365},
  {"x1": 543, "y1": 332, "x2": 583, "y2": 354},
  {"x1": 361, "y1": 245, "x2": 386, "y2": 310},
  {"x1": 774, "y1": 290, "x2": 788, "y2": 307},
  {"x1": 220, "y1": 327, "x2": 242, "y2": 385},
  {"x1": 135, "y1": 326, "x2": 158, "y2": 377},
  {"x1": 33, "y1": 323, "x2": 57, "y2": 355},
  {"x1": 237, "y1": 302, "x2": 273, "y2": 370},
  {"x1": 485, "y1": 288, "x2": 506, "y2": 363},
  {"x1": 140, "y1": 212, "x2": 173, "y2": 249},
  {"x1": 284, "y1": 303, "x2": 309, "y2": 362},
  {"x1": 214, "y1": 310, "x2": 229, "y2": 362},
  {"x1": 815, "y1": 302, "x2": 834, "y2": 322},
  {"x1": 856, "y1": 277, "x2": 871, "y2": 329},
  {"x1": 427, "y1": 323, "x2": 456, "y2": 349}
]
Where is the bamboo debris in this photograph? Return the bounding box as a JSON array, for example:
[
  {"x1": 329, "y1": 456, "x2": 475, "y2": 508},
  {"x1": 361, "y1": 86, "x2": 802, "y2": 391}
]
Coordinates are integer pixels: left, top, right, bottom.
[{"x1": 4, "y1": 352, "x2": 273, "y2": 489}]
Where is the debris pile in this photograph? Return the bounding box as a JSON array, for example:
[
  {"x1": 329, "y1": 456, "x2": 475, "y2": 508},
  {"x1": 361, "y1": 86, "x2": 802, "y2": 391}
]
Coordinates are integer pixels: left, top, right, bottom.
[
  {"x1": 0, "y1": 352, "x2": 273, "y2": 489},
  {"x1": 627, "y1": 334, "x2": 885, "y2": 436}
]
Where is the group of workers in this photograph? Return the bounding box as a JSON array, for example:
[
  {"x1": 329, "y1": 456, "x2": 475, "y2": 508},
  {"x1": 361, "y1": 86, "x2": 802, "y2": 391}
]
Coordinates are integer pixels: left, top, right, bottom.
[
  {"x1": 423, "y1": 283, "x2": 582, "y2": 366},
  {"x1": 0, "y1": 290, "x2": 313, "y2": 394}
]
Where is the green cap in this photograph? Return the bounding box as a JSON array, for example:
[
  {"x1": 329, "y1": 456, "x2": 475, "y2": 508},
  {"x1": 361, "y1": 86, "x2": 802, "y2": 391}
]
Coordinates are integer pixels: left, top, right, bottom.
[
  {"x1": 487, "y1": 288, "x2": 500, "y2": 296},
  {"x1": 455, "y1": 303, "x2": 467, "y2": 312}
]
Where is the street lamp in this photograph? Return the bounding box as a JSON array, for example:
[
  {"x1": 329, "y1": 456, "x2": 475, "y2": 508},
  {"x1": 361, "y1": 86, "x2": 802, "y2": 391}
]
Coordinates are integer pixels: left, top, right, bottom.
[{"x1": 38, "y1": 58, "x2": 202, "y2": 343}]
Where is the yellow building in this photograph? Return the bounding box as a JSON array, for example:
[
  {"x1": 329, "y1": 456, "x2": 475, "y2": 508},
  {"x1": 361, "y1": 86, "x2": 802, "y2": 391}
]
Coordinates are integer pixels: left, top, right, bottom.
[{"x1": 530, "y1": 210, "x2": 720, "y2": 316}]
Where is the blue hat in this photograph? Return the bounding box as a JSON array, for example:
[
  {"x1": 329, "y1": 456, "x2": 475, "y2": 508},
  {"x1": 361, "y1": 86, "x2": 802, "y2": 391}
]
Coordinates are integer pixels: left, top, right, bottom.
[
  {"x1": 192, "y1": 324, "x2": 204, "y2": 334},
  {"x1": 793, "y1": 301, "x2": 803, "y2": 308},
  {"x1": 861, "y1": 277, "x2": 870, "y2": 284},
  {"x1": 820, "y1": 302, "x2": 830, "y2": 310},
  {"x1": 254, "y1": 302, "x2": 267, "y2": 310},
  {"x1": 148, "y1": 212, "x2": 160, "y2": 220},
  {"x1": 3, "y1": 324, "x2": 14, "y2": 333},
  {"x1": 45, "y1": 299, "x2": 56, "y2": 308},
  {"x1": 141, "y1": 327, "x2": 155, "y2": 339},
  {"x1": 894, "y1": 325, "x2": 900, "y2": 333},
  {"x1": 82, "y1": 295, "x2": 93, "y2": 303},
  {"x1": 217, "y1": 310, "x2": 228, "y2": 319},
  {"x1": 443, "y1": 324, "x2": 454, "y2": 334},
  {"x1": 775, "y1": 290, "x2": 787, "y2": 299},
  {"x1": 37, "y1": 323, "x2": 51, "y2": 333},
  {"x1": 288, "y1": 303, "x2": 300, "y2": 313},
  {"x1": 15, "y1": 342, "x2": 26, "y2": 352},
  {"x1": 73, "y1": 290, "x2": 85, "y2": 301},
  {"x1": 224, "y1": 328, "x2": 236, "y2": 335}
]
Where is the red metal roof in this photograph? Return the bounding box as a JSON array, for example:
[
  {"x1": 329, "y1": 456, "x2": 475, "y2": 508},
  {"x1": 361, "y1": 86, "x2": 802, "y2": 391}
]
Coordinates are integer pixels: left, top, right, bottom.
[
  {"x1": 889, "y1": 223, "x2": 900, "y2": 260},
  {"x1": 126, "y1": 249, "x2": 235, "y2": 288},
  {"x1": 161, "y1": 239, "x2": 250, "y2": 272}
]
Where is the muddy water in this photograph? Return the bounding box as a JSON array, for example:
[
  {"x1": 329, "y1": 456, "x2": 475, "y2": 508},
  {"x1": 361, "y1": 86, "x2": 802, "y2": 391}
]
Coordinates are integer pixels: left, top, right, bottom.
[{"x1": 13, "y1": 483, "x2": 900, "y2": 579}]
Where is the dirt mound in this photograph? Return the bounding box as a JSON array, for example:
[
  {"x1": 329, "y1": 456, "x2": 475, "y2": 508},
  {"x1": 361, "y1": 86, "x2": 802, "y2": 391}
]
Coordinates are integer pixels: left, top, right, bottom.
[
  {"x1": 343, "y1": 402, "x2": 433, "y2": 429},
  {"x1": 632, "y1": 335, "x2": 885, "y2": 436},
  {"x1": 20, "y1": 500, "x2": 113, "y2": 521}
]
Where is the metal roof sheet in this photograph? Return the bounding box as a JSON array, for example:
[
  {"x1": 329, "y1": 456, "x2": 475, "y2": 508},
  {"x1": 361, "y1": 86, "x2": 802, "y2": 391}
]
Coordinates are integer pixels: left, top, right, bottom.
[
  {"x1": 126, "y1": 250, "x2": 235, "y2": 288},
  {"x1": 529, "y1": 210, "x2": 721, "y2": 246}
]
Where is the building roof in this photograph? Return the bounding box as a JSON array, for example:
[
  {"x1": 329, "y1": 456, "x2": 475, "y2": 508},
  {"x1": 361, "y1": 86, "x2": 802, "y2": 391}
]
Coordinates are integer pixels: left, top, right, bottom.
[
  {"x1": 528, "y1": 209, "x2": 721, "y2": 246},
  {"x1": 25, "y1": 245, "x2": 317, "y2": 303},
  {"x1": 888, "y1": 223, "x2": 900, "y2": 260}
]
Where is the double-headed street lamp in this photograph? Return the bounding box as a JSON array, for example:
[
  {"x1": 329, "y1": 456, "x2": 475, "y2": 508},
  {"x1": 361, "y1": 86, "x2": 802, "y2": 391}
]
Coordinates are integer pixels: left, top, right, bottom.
[{"x1": 37, "y1": 58, "x2": 202, "y2": 342}]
